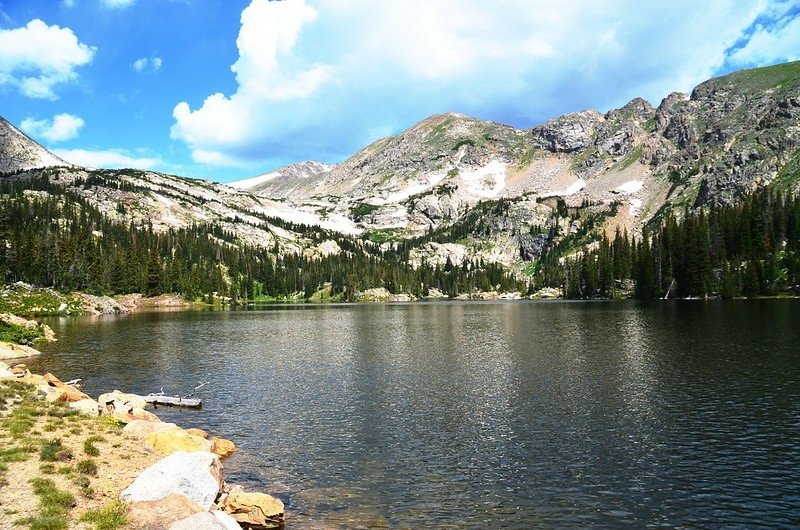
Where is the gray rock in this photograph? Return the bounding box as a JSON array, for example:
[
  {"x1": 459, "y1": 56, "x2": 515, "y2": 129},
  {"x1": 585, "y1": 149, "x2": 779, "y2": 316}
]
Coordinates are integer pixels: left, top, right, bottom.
[{"x1": 120, "y1": 450, "x2": 224, "y2": 510}]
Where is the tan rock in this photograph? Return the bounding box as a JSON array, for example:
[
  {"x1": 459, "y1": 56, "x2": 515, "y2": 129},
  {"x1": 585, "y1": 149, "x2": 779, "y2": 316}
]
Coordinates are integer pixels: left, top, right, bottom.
[
  {"x1": 131, "y1": 407, "x2": 161, "y2": 422},
  {"x1": 123, "y1": 419, "x2": 180, "y2": 439},
  {"x1": 41, "y1": 373, "x2": 90, "y2": 402},
  {"x1": 221, "y1": 485, "x2": 284, "y2": 529},
  {"x1": 210, "y1": 437, "x2": 236, "y2": 459},
  {"x1": 0, "y1": 361, "x2": 14, "y2": 378},
  {"x1": 0, "y1": 340, "x2": 41, "y2": 360},
  {"x1": 147, "y1": 428, "x2": 213, "y2": 456},
  {"x1": 186, "y1": 427, "x2": 209, "y2": 439},
  {"x1": 127, "y1": 493, "x2": 205, "y2": 530}
]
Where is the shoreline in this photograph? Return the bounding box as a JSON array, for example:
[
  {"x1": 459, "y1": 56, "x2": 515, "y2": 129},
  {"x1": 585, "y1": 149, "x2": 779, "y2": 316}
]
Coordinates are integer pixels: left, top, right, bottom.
[{"x1": 0, "y1": 362, "x2": 285, "y2": 529}]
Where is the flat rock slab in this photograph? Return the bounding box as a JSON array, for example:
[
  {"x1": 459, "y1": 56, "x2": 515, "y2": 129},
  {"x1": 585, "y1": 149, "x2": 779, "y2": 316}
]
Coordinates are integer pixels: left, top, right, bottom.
[
  {"x1": 120, "y1": 450, "x2": 224, "y2": 511},
  {"x1": 127, "y1": 493, "x2": 204, "y2": 530}
]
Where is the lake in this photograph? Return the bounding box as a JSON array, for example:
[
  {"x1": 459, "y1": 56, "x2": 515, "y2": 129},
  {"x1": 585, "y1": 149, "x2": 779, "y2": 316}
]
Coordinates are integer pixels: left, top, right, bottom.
[{"x1": 31, "y1": 300, "x2": 800, "y2": 528}]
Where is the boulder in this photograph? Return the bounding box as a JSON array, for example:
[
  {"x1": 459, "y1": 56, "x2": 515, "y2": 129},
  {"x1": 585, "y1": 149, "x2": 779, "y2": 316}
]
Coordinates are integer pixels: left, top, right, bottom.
[
  {"x1": 69, "y1": 398, "x2": 100, "y2": 416},
  {"x1": 186, "y1": 428, "x2": 209, "y2": 439},
  {"x1": 147, "y1": 428, "x2": 214, "y2": 456},
  {"x1": 221, "y1": 485, "x2": 284, "y2": 529},
  {"x1": 127, "y1": 493, "x2": 205, "y2": 530},
  {"x1": 210, "y1": 437, "x2": 236, "y2": 460},
  {"x1": 41, "y1": 373, "x2": 90, "y2": 402},
  {"x1": 98, "y1": 390, "x2": 147, "y2": 414},
  {"x1": 169, "y1": 511, "x2": 242, "y2": 530},
  {"x1": 123, "y1": 419, "x2": 179, "y2": 439},
  {"x1": 131, "y1": 407, "x2": 161, "y2": 422},
  {"x1": 120, "y1": 451, "x2": 224, "y2": 510}
]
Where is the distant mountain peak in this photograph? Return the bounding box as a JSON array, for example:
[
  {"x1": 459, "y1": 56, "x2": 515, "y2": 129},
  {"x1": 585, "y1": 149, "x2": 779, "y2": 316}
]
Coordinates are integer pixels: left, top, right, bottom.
[{"x1": 0, "y1": 117, "x2": 69, "y2": 173}]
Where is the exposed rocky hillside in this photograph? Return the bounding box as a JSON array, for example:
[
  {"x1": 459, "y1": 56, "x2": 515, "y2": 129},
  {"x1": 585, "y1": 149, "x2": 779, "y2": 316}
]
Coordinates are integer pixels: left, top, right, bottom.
[{"x1": 0, "y1": 117, "x2": 67, "y2": 173}]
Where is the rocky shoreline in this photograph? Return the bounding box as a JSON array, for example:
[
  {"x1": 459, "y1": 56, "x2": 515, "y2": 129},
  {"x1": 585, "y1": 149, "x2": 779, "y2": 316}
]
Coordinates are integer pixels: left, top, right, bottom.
[{"x1": 0, "y1": 361, "x2": 285, "y2": 529}]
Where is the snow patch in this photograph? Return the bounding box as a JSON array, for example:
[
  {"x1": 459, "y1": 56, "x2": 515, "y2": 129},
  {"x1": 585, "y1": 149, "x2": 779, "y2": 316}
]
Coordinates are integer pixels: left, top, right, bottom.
[
  {"x1": 629, "y1": 198, "x2": 643, "y2": 217},
  {"x1": 227, "y1": 170, "x2": 282, "y2": 190},
  {"x1": 459, "y1": 160, "x2": 507, "y2": 198},
  {"x1": 543, "y1": 178, "x2": 586, "y2": 197},
  {"x1": 615, "y1": 180, "x2": 644, "y2": 194}
]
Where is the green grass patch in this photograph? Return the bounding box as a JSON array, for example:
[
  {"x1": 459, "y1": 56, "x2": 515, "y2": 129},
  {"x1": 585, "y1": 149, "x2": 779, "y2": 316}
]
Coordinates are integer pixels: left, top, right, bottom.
[
  {"x1": 83, "y1": 436, "x2": 104, "y2": 457},
  {"x1": 80, "y1": 500, "x2": 129, "y2": 530},
  {"x1": 0, "y1": 446, "x2": 32, "y2": 463},
  {"x1": 76, "y1": 459, "x2": 98, "y2": 476},
  {"x1": 16, "y1": 477, "x2": 76, "y2": 530},
  {"x1": 350, "y1": 202, "x2": 381, "y2": 219},
  {"x1": 0, "y1": 321, "x2": 44, "y2": 345},
  {"x1": 39, "y1": 439, "x2": 67, "y2": 463}
]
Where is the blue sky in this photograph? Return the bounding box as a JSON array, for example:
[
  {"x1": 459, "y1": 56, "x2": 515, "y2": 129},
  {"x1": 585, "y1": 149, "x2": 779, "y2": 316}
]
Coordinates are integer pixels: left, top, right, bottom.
[{"x1": 1, "y1": 0, "x2": 799, "y2": 183}]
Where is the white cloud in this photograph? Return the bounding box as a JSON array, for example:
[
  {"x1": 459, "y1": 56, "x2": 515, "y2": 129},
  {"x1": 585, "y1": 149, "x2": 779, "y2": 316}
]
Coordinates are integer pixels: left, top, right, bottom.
[
  {"x1": 62, "y1": 0, "x2": 76, "y2": 7},
  {"x1": 726, "y1": 6, "x2": 800, "y2": 66},
  {"x1": 171, "y1": 0, "x2": 792, "y2": 169},
  {"x1": 132, "y1": 55, "x2": 162, "y2": 73},
  {"x1": 101, "y1": 0, "x2": 136, "y2": 8},
  {"x1": 53, "y1": 148, "x2": 163, "y2": 170},
  {"x1": 0, "y1": 19, "x2": 95, "y2": 100},
  {"x1": 21, "y1": 113, "x2": 85, "y2": 142}
]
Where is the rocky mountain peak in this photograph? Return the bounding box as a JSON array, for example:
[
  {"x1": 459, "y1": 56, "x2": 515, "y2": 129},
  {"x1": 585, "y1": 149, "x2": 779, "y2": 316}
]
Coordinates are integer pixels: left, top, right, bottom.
[
  {"x1": 0, "y1": 117, "x2": 68, "y2": 174},
  {"x1": 530, "y1": 109, "x2": 606, "y2": 153}
]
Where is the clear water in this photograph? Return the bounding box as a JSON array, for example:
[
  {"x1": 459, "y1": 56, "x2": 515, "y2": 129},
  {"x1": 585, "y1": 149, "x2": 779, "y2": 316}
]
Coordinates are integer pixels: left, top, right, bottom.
[{"x1": 30, "y1": 300, "x2": 800, "y2": 529}]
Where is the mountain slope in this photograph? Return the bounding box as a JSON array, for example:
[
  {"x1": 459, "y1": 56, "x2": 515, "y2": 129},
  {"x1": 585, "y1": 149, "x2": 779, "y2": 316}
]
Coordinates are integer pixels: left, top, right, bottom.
[{"x1": 0, "y1": 117, "x2": 68, "y2": 173}]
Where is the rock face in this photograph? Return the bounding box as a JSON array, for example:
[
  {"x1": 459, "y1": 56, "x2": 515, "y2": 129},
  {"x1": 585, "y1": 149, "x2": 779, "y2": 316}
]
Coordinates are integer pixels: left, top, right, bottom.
[
  {"x1": 531, "y1": 110, "x2": 606, "y2": 153},
  {"x1": 120, "y1": 450, "x2": 224, "y2": 511},
  {"x1": 220, "y1": 485, "x2": 285, "y2": 529}
]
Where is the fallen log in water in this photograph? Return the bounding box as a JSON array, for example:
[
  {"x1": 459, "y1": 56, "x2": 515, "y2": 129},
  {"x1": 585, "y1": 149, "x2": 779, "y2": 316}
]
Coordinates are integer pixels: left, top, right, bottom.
[{"x1": 144, "y1": 395, "x2": 203, "y2": 408}]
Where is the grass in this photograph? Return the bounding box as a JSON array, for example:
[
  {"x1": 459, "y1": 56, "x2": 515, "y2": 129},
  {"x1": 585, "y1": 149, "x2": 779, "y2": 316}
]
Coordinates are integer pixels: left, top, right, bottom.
[
  {"x1": 76, "y1": 459, "x2": 98, "y2": 476},
  {"x1": 79, "y1": 500, "x2": 129, "y2": 530},
  {"x1": 83, "y1": 436, "x2": 104, "y2": 457},
  {"x1": 16, "y1": 477, "x2": 76, "y2": 530},
  {"x1": 39, "y1": 439, "x2": 69, "y2": 463},
  {"x1": 0, "y1": 284, "x2": 83, "y2": 317},
  {"x1": 0, "y1": 321, "x2": 45, "y2": 345}
]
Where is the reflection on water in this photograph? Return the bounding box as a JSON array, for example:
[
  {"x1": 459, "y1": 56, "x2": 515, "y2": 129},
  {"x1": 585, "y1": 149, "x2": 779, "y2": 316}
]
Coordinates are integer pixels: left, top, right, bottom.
[{"x1": 31, "y1": 300, "x2": 800, "y2": 529}]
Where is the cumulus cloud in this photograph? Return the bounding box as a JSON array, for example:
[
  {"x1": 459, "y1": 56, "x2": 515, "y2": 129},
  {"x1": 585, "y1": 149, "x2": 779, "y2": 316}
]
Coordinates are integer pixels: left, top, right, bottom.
[
  {"x1": 21, "y1": 113, "x2": 85, "y2": 142},
  {"x1": 0, "y1": 19, "x2": 95, "y2": 100},
  {"x1": 132, "y1": 56, "x2": 162, "y2": 73},
  {"x1": 53, "y1": 148, "x2": 163, "y2": 170},
  {"x1": 726, "y1": 3, "x2": 800, "y2": 67},
  {"x1": 171, "y1": 0, "x2": 792, "y2": 170}
]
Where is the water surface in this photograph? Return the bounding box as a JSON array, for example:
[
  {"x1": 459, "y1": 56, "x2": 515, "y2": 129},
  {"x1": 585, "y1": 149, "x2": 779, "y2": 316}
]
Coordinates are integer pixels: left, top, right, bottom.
[{"x1": 32, "y1": 300, "x2": 800, "y2": 528}]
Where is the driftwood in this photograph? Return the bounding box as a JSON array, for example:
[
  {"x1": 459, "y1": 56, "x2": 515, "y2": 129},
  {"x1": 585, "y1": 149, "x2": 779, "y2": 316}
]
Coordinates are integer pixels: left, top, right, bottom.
[
  {"x1": 143, "y1": 395, "x2": 202, "y2": 408},
  {"x1": 144, "y1": 381, "x2": 209, "y2": 408}
]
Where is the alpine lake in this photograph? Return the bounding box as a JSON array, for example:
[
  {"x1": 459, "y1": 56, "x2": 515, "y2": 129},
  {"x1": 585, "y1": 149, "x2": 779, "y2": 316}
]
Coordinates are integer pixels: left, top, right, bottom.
[{"x1": 30, "y1": 300, "x2": 800, "y2": 529}]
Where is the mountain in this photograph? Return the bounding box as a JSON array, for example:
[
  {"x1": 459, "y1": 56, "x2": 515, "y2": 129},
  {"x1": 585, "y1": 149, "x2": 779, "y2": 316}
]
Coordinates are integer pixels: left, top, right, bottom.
[
  {"x1": 0, "y1": 117, "x2": 68, "y2": 173},
  {"x1": 250, "y1": 61, "x2": 800, "y2": 237},
  {"x1": 1, "y1": 61, "x2": 799, "y2": 302},
  {"x1": 227, "y1": 160, "x2": 332, "y2": 193}
]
